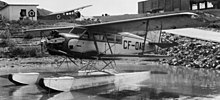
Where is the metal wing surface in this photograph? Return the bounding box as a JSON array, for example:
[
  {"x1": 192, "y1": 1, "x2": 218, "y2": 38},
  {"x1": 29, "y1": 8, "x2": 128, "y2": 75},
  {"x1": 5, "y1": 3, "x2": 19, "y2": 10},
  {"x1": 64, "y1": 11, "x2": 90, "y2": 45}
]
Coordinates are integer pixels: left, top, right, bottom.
[
  {"x1": 80, "y1": 12, "x2": 205, "y2": 34},
  {"x1": 25, "y1": 26, "x2": 74, "y2": 37},
  {"x1": 49, "y1": 5, "x2": 92, "y2": 15}
]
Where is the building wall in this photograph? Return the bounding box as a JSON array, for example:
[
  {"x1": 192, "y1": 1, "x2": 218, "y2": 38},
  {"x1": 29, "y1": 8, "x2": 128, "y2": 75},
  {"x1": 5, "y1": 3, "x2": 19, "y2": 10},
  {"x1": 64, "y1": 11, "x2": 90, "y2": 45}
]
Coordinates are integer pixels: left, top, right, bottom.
[
  {"x1": 138, "y1": 0, "x2": 152, "y2": 13},
  {"x1": 9, "y1": 5, "x2": 37, "y2": 21},
  {"x1": 138, "y1": 1, "x2": 144, "y2": 14},
  {"x1": 173, "y1": 0, "x2": 181, "y2": 11},
  {"x1": 0, "y1": 5, "x2": 37, "y2": 21},
  {"x1": 181, "y1": 0, "x2": 190, "y2": 10},
  {"x1": 158, "y1": 0, "x2": 165, "y2": 10},
  {"x1": 151, "y1": 0, "x2": 159, "y2": 10},
  {"x1": 164, "y1": 0, "x2": 173, "y2": 12},
  {"x1": 0, "y1": 6, "x2": 10, "y2": 20},
  {"x1": 144, "y1": 0, "x2": 152, "y2": 12},
  {"x1": 151, "y1": 0, "x2": 165, "y2": 12}
]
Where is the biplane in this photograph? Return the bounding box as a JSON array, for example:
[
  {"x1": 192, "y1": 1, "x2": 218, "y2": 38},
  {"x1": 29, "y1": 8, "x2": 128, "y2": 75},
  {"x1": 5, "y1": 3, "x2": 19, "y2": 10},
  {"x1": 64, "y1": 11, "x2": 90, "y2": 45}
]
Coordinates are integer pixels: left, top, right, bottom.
[
  {"x1": 9, "y1": 12, "x2": 206, "y2": 92},
  {"x1": 38, "y1": 5, "x2": 92, "y2": 20}
]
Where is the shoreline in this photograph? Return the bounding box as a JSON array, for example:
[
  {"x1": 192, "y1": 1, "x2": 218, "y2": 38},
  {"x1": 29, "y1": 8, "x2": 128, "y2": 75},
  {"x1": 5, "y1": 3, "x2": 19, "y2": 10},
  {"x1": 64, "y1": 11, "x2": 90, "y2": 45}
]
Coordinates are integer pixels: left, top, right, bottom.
[{"x1": 0, "y1": 57, "x2": 163, "y2": 76}]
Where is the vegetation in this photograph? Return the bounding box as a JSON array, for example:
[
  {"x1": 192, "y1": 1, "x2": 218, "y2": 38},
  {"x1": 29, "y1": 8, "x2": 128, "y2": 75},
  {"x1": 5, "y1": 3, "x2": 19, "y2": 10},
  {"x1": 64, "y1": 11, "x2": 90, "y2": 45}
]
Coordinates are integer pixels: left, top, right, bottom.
[
  {"x1": 0, "y1": 19, "x2": 45, "y2": 58},
  {"x1": 0, "y1": 33, "x2": 43, "y2": 58},
  {"x1": 0, "y1": 17, "x2": 102, "y2": 58},
  {"x1": 23, "y1": 34, "x2": 34, "y2": 40},
  {"x1": 8, "y1": 46, "x2": 41, "y2": 58},
  {"x1": 208, "y1": 23, "x2": 220, "y2": 28}
]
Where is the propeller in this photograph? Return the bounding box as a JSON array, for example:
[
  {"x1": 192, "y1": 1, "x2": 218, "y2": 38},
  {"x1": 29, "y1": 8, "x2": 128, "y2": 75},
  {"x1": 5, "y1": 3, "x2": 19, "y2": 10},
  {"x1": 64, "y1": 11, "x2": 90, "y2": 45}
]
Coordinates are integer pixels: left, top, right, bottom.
[
  {"x1": 44, "y1": 30, "x2": 81, "y2": 56},
  {"x1": 74, "y1": 11, "x2": 81, "y2": 18}
]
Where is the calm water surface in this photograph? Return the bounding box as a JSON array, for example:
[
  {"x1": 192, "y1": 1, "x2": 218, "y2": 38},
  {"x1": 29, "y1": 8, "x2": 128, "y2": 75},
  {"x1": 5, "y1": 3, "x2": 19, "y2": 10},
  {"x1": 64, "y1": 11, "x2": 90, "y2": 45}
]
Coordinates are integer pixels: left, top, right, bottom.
[{"x1": 1, "y1": 64, "x2": 220, "y2": 100}]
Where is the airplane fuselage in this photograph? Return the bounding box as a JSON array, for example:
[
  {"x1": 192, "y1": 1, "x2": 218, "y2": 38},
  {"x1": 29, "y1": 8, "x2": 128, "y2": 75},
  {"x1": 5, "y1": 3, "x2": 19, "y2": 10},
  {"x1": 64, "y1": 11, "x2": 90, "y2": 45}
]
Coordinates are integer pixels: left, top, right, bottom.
[
  {"x1": 68, "y1": 32, "x2": 155, "y2": 54},
  {"x1": 47, "y1": 32, "x2": 156, "y2": 58}
]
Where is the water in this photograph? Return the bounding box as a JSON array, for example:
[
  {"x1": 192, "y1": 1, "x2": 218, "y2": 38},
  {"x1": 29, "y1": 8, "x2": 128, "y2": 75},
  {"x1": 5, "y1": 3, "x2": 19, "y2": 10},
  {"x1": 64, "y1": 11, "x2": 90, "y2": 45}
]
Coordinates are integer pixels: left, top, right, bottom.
[{"x1": 1, "y1": 64, "x2": 220, "y2": 100}]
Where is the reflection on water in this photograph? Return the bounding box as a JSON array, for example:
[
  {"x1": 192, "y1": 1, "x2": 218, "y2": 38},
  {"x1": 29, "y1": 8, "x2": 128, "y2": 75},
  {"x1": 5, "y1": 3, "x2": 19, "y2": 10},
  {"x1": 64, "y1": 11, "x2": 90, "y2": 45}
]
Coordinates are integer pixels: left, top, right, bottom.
[
  {"x1": 1, "y1": 65, "x2": 220, "y2": 100},
  {"x1": 146, "y1": 66, "x2": 220, "y2": 97}
]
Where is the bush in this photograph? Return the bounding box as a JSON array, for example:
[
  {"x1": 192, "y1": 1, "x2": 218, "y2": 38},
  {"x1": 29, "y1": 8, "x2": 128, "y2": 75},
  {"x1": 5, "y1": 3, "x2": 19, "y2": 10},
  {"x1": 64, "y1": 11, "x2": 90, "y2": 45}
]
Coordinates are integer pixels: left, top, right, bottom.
[
  {"x1": 0, "y1": 40, "x2": 9, "y2": 47},
  {"x1": 8, "y1": 46, "x2": 41, "y2": 58},
  {"x1": 208, "y1": 24, "x2": 220, "y2": 28},
  {"x1": 0, "y1": 32, "x2": 8, "y2": 39},
  {"x1": 23, "y1": 34, "x2": 34, "y2": 40},
  {"x1": 0, "y1": 38, "x2": 15, "y2": 48},
  {"x1": 0, "y1": 30, "x2": 10, "y2": 39}
]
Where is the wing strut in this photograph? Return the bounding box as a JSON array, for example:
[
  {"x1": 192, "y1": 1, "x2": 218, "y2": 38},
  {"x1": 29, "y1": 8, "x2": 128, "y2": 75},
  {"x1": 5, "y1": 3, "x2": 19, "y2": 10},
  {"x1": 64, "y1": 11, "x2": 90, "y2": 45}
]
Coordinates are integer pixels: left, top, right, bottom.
[
  {"x1": 104, "y1": 33, "x2": 113, "y2": 54},
  {"x1": 158, "y1": 21, "x2": 163, "y2": 43},
  {"x1": 92, "y1": 33, "x2": 100, "y2": 56},
  {"x1": 40, "y1": 31, "x2": 44, "y2": 54},
  {"x1": 142, "y1": 20, "x2": 149, "y2": 55}
]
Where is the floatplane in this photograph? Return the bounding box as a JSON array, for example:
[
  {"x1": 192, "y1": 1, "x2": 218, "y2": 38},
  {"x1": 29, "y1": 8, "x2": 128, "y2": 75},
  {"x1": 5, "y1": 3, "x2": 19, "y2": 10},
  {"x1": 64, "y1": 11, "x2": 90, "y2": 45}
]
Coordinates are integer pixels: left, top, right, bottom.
[
  {"x1": 8, "y1": 12, "x2": 205, "y2": 92},
  {"x1": 38, "y1": 5, "x2": 92, "y2": 20}
]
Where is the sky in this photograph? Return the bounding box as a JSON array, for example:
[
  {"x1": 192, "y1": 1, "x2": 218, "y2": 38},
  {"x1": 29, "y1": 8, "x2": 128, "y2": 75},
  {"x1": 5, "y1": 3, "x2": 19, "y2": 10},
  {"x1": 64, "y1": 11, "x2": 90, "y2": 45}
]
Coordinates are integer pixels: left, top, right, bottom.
[{"x1": 2, "y1": 0, "x2": 144, "y2": 16}]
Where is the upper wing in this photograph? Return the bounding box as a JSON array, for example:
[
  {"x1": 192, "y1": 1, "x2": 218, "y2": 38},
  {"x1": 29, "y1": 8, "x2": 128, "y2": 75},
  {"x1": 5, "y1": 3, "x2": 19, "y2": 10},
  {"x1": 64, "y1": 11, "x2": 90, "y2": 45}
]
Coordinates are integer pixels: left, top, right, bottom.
[
  {"x1": 25, "y1": 26, "x2": 74, "y2": 37},
  {"x1": 49, "y1": 5, "x2": 92, "y2": 15},
  {"x1": 26, "y1": 12, "x2": 206, "y2": 36},
  {"x1": 76, "y1": 12, "x2": 207, "y2": 33},
  {"x1": 73, "y1": 5, "x2": 92, "y2": 11}
]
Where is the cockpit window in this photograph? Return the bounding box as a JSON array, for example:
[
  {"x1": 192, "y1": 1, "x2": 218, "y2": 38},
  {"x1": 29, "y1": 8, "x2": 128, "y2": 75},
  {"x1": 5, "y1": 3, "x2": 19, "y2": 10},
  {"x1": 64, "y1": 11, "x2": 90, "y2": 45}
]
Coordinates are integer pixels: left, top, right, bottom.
[
  {"x1": 71, "y1": 28, "x2": 122, "y2": 44},
  {"x1": 92, "y1": 33, "x2": 122, "y2": 44},
  {"x1": 80, "y1": 32, "x2": 89, "y2": 39},
  {"x1": 69, "y1": 27, "x2": 87, "y2": 35},
  {"x1": 116, "y1": 35, "x2": 122, "y2": 43}
]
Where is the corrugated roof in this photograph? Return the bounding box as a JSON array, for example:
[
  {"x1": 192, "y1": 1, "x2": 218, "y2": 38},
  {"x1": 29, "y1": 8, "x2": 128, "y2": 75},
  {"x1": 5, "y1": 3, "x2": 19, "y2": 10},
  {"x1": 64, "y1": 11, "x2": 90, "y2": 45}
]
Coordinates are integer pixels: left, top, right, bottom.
[
  {"x1": 0, "y1": 0, "x2": 37, "y2": 5},
  {"x1": 7, "y1": 3, "x2": 38, "y2": 6},
  {"x1": 0, "y1": 0, "x2": 38, "y2": 11},
  {"x1": 0, "y1": 1, "x2": 38, "y2": 11}
]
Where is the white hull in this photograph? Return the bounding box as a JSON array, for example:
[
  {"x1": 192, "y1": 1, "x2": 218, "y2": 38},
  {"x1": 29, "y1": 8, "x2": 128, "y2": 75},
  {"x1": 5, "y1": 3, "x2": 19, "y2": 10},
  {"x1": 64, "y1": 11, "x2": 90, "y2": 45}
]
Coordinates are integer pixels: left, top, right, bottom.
[
  {"x1": 39, "y1": 71, "x2": 150, "y2": 92},
  {"x1": 8, "y1": 73, "x2": 40, "y2": 85},
  {"x1": 7, "y1": 70, "x2": 114, "y2": 86}
]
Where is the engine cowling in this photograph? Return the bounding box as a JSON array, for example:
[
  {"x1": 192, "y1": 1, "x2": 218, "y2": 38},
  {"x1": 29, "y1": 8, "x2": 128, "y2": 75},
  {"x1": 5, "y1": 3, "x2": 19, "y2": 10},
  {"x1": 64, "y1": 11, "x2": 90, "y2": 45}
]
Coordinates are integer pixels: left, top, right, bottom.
[
  {"x1": 74, "y1": 11, "x2": 81, "y2": 18},
  {"x1": 45, "y1": 31, "x2": 79, "y2": 55}
]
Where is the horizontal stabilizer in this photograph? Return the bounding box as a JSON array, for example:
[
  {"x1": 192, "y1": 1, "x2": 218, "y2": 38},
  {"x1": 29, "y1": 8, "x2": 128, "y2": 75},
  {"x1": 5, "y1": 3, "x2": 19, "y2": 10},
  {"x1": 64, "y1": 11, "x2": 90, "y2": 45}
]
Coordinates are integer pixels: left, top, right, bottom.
[
  {"x1": 149, "y1": 42, "x2": 178, "y2": 48},
  {"x1": 102, "y1": 54, "x2": 172, "y2": 59}
]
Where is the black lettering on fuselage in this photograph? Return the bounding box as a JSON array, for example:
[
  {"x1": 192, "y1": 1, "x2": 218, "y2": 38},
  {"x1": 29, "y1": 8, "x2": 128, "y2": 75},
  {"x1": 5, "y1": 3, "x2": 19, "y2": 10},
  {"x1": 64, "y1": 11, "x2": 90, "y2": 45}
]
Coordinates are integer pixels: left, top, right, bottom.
[
  {"x1": 128, "y1": 41, "x2": 131, "y2": 49},
  {"x1": 123, "y1": 40, "x2": 127, "y2": 49},
  {"x1": 139, "y1": 42, "x2": 142, "y2": 50},
  {"x1": 124, "y1": 40, "x2": 145, "y2": 50},
  {"x1": 135, "y1": 42, "x2": 144, "y2": 50},
  {"x1": 123, "y1": 40, "x2": 132, "y2": 49},
  {"x1": 135, "y1": 42, "x2": 139, "y2": 50}
]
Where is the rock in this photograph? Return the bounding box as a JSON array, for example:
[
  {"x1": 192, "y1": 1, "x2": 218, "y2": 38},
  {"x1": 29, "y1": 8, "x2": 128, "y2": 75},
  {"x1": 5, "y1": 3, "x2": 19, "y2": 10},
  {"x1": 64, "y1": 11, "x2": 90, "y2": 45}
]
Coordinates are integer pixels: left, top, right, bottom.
[
  {"x1": 158, "y1": 32, "x2": 220, "y2": 70},
  {"x1": 216, "y1": 56, "x2": 220, "y2": 60},
  {"x1": 14, "y1": 57, "x2": 18, "y2": 60},
  {"x1": 216, "y1": 65, "x2": 220, "y2": 70}
]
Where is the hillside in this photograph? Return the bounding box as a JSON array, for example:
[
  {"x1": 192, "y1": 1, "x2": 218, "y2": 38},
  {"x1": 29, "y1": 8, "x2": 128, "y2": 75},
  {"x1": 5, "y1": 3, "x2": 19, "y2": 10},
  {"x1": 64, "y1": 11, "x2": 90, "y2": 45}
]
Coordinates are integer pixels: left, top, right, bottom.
[{"x1": 37, "y1": 8, "x2": 52, "y2": 16}]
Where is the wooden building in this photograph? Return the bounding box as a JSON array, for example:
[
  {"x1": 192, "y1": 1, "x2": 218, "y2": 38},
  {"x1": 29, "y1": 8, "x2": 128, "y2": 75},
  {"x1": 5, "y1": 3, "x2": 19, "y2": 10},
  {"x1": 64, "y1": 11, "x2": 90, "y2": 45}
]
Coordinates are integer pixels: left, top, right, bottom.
[
  {"x1": 0, "y1": 1, "x2": 38, "y2": 21},
  {"x1": 138, "y1": 0, "x2": 220, "y2": 14}
]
